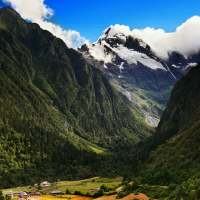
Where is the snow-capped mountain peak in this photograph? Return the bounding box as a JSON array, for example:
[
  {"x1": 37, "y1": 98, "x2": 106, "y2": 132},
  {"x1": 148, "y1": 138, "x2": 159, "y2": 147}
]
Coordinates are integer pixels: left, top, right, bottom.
[
  {"x1": 79, "y1": 24, "x2": 200, "y2": 128},
  {"x1": 98, "y1": 25, "x2": 150, "y2": 51},
  {"x1": 80, "y1": 24, "x2": 167, "y2": 72}
]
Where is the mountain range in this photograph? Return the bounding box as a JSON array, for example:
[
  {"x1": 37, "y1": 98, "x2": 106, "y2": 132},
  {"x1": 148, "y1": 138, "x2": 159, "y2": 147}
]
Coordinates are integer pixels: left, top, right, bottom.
[
  {"x1": 80, "y1": 26, "x2": 199, "y2": 127},
  {"x1": 0, "y1": 7, "x2": 200, "y2": 199},
  {"x1": 0, "y1": 7, "x2": 150, "y2": 187}
]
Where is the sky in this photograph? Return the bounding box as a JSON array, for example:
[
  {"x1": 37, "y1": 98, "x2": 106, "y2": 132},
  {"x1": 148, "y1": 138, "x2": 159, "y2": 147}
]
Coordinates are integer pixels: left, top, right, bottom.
[
  {"x1": 1, "y1": 0, "x2": 200, "y2": 57},
  {"x1": 1, "y1": 0, "x2": 200, "y2": 41},
  {"x1": 44, "y1": 0, "x2": 200, "y2": 41}
]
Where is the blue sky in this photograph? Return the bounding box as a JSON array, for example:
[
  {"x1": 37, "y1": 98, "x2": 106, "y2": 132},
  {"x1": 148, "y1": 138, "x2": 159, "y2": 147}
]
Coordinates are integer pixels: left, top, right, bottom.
[
  {"x1": 44, "y1": 0, "x2": 200, "y2": 41},
  {"x1": 1, "y1": 0, "x2": 200, "y2": 42}
]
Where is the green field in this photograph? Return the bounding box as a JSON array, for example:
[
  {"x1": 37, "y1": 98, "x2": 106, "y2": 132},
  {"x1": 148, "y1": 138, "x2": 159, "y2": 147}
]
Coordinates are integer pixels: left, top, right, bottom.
[{"x1": 2, "y1": 177, "x2": 123, "y2": 196}]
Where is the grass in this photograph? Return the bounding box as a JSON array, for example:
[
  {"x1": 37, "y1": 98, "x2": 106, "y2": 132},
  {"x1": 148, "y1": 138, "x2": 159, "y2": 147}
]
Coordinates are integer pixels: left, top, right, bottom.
[
  {"x1": 66, "y1": 131, "x2": 109, "y2": 155},
  {"x1": 132, "y1": 184, "x2": 169, "y2": 199},
  {"x1": 2, "y1": 177, "x2": 123, "y2": 196},
  {"x1": 88, "y1": 145, "x2": 106, "y2": 155},
  {"x1": 3, "y1": 195, "x2": 92, "y2": 200},
  {"x1": 2, "y1": 177, "x2": 154, "y2": 200},
  {"x1": 40, "y1": 195, "x2": 92, "y2": 200},
  {"x1": 2, "y1": 186, "x2": 32, "y2": 194},
  {"x1": 51, "y1": 177, "x2": 123, "y2": 195}
]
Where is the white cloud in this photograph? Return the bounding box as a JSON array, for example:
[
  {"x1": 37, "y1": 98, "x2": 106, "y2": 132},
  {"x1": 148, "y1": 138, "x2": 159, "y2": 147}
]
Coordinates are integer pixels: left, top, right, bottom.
[
  {"x1": 4, "y1": 0, "x2": 200, "y2": 57},
  {"x1": 132, "y1": 16, "x2": 200, "y2": 59},
  {"x1": 100, "y1": 17, "x2": 200, "y2": 59},
  {"x1": 37, "y1": 20, "x2": 89, "y2": 48},
  {"x1": 104, "y1": 24, "x2": 132, "y2": 37},
  {"x1": 2, "y1": 0, "x2": 89, "y2": 48}
]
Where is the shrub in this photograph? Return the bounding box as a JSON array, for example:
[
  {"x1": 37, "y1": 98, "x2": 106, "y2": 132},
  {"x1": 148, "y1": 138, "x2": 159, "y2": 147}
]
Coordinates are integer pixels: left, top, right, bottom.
[
  {"x1": 85, "y1": 192, "x2": 91, "y2": 197},
  {"x1": 0, "y1": 191, "x2": 4, "y2": 200},
  {"x1": 65, "y1": 189, "x2": 71, "y2": 194},
  {"x1": 5, "y1": 195, "x2": 11, "y2": 200},
  {"x1": 74, "y1": 191, "x2": 82, "y2": 195},
  {"x1": 169, "y1": 183, "x2": 177, "y2": 191},
  {"x1": 100, "y1": 185, "x2": 110, "y2": 192},
  {"x1": 117, "y1": 191, "x2": 128, "y2": 199},
  {"x1": 93, "y1": 189, "x2": 104, "y2": 198}
]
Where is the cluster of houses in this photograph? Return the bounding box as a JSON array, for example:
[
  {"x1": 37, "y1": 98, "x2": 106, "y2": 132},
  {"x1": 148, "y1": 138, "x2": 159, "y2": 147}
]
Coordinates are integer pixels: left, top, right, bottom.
[
  {"x1": 5, "y1": 181, "x2": 64, "y2": 200},
  {"x1": 6, "y1": 191, "x2": 41, "y2": 200}
]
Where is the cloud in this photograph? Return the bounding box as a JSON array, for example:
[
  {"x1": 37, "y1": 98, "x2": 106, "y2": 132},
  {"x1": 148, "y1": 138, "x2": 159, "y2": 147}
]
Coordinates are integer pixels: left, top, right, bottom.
[
  {"x1": 102, "y1": 17, "x2": 200, "y2": 59},
  {"x1": 37, "y1": 20, "x2": 89, "y2": 48},
  {"x1": 104, "y1": 24, "x2": 132, "y2": 37},
  {"x1": 3, "y1": 0, "x2": 200, "y2": 57},
  {"x1": 2, "y1": 0, "x2": 89, "y2": 48},
  {"x1": 132, "y1": 16, "x2": 200, "y2": 59}
]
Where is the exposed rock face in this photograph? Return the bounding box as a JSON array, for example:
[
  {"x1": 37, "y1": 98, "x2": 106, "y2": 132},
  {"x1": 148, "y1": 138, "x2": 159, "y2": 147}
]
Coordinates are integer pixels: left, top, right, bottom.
[{"x1": 80, "y1": 25, "x2": 200, "y2": 127}]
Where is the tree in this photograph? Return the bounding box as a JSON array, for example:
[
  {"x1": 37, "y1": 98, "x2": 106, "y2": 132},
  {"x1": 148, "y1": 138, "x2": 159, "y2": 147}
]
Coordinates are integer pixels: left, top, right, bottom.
[
  {"x1": 5, "y1": 195, "x2": 11, "y2": 200},
  {"x1": 100, "y1": 185, "x2": 110, "y2": 192},
  {"x1": 93, "y1": 189, "x2": 104, "y2": 198},
  {"x1": 0, "y1": 191, "x2": 4, "y2": 200},
  {"x1": 65, "y1": 189, "x2": 71, "y2": 194}
]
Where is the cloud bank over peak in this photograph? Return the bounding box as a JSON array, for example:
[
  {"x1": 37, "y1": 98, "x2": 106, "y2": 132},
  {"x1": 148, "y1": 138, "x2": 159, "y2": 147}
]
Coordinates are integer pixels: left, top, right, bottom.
[
  {"x1": 133, "y1": 16, "x2": 200, "y2": 59},
  {"x1": 2, "y1": 0, "x2": 89, "y2": 48},
  {"x1": 101, "y1": 17, "x2": 200, "y2": 59},
  {"x1": 2, "y1": 0, "x2": 200, "y2": 58}
]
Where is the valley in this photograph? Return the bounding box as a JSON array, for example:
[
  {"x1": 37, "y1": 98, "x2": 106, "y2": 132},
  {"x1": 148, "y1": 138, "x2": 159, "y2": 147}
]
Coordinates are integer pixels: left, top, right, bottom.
[
  {"x1": 0, "y1": 3, "x2": 200, "y2": 200},
  {"x1": 2, "y1": 177, "x2": 150, "y2": 200}
]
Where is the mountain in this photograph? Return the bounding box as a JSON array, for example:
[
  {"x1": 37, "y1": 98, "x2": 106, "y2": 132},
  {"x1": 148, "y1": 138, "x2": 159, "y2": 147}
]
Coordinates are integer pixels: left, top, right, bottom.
[
  {"x1": 136, "y1": 65, "x2": 200, "y2": 199},
  {"x1": 80, "y1": 25, "x2": 199, "y2": 127},
  {"x1": 0, "y1": 8, "x2": 151, "y2": 187}
]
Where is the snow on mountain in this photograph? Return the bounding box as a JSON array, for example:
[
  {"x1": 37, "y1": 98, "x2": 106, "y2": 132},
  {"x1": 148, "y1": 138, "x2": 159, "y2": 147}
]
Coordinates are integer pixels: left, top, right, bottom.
[
  {"x1": 88, "y1": 41, "x2": 166, "y2": 71},
  {"x1": 82, "y1": 24, "x2": 200, "y2": 75},
  {"x1": 88, "y1": 41, "x2": 114, "y2": 63},
  {"x1": 114, "y1": 45, "x2": 166, "y2": 70},
  {"x1": 85, "y1": 25, "x2": 168, "y2": 72},
  {"x1": 99, "y1": 24, "x2": 132, "y2": 41},
  {"x1": 184, "y1": 62, "x2": 198, "y2": 70},
  {"x1": 79, "y1": 24, "x2": 200, "y2": 128}
]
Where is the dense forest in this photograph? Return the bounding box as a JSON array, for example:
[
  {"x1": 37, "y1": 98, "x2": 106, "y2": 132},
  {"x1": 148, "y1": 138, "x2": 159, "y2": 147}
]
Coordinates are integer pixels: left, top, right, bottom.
[
  {"x1": 129, "y1": 65, "x2": 200, "y2": 199},
  {"x1": 0, "y1": 8, "x2": 151, "y2": 187}
]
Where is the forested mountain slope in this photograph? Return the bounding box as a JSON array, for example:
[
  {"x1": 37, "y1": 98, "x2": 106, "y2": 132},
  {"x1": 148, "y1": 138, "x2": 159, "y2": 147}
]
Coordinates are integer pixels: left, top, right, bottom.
[
  {"x1": 0, "y1": 8, "x2": 150, "y2": 187},
  {"x1": 137, "y1": 65, "x2": 200, "y2": 199}
]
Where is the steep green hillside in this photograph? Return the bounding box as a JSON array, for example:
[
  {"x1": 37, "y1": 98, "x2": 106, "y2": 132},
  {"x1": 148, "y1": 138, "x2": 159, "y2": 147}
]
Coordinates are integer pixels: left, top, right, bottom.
[
  {"x1": 135, "y1": 66, "x2": 200, "y2": 199},
  {"x1": 0, "y1": 8, "x2": 151, "y2": 187},
  {"x1": 156, "y1": 65, "x2": 200, "y2": 142}
]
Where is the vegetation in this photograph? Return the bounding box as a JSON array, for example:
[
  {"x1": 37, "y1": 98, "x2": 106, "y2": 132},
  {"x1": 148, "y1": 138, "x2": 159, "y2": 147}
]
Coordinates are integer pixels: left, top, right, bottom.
[
  {"x1": 1, "y1": 7, "x2": 200, "y2": 200},
  {"x1": 0, "y1": 8, "x2": 151, "y2": 188},
  {"x1": 123, "y1": 65, "x2": 200, "y2": 199},
  {"x1": 0, "y1": 191, "x2": 4, "y2": 200},
  {"x1": 2, "y1": 177, "x2": 122, "y2": 196}
]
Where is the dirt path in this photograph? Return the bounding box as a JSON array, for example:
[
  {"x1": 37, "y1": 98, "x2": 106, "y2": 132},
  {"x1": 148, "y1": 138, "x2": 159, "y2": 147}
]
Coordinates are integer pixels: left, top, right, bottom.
[
  {"x1": 95, "y1": 193, "x2": 149, "y2": 200},
  {"x1": 29, "y1": 193, "x2": 149, "y2": 200},
  {"x1": 29, "y1": 195, "x2": 92, "y2": 200}
]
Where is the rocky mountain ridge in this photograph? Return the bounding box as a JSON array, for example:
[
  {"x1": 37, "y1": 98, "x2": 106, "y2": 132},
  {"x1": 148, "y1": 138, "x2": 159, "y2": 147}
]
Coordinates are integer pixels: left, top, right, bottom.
[{"x1": 80, "y1": 25, "x2": 199, "y2": 127}]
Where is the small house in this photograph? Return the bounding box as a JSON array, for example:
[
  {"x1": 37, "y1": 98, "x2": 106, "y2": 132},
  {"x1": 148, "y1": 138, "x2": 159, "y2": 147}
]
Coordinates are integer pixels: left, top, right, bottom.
[
  {"x1": 6, "y1": 192, "x2": 14, "y2": 199},
  {"x1": 31, "y1": 192, "x2": 41, "y2": 196},
  {"x1": 40, "y1": 181, "x2": 51, "y2": 187},
  {"x1": 49, "y1": 190, "x2": 64, "y2": 195}
]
